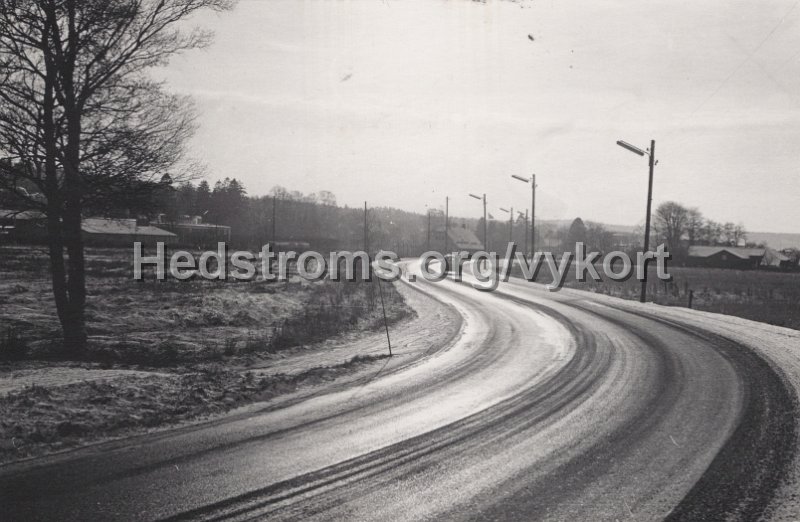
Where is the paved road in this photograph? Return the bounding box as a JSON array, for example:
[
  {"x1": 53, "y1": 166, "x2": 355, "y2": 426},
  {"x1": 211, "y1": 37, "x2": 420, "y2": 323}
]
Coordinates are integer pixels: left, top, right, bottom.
[{"x1": 0, "y1": 260, "x2": 796, "y2": 521}]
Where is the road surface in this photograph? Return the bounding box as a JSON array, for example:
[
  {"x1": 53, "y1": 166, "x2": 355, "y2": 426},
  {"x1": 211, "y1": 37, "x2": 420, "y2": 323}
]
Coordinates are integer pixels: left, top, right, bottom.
[{"x1": 0, "y1": 259, "x2": 797, "y2": 521}]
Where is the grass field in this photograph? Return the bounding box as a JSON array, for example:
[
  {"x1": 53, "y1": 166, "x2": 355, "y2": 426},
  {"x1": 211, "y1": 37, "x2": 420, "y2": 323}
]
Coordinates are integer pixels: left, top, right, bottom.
[
  {"x1": 0, "y1": 244, "x2": 413, "y2": 461},
  {"x1": 0, "y1": 245, "x2": 411, "y2": 363},
  {"x1": 512, "y1": 262, "x2": 800, "y2": 330}
]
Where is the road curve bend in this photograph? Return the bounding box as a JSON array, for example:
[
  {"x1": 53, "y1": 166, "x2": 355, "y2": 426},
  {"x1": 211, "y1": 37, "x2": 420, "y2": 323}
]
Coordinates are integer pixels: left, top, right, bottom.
[{"x1": 0, "y1": 259, "x2": 796, "y2": 521}]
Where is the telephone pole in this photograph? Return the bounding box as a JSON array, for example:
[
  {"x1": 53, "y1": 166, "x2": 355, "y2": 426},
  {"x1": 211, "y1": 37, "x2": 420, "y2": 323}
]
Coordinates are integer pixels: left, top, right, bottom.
[
  {"x1": 531, "y1": 175, "x2": 536, "y2": 255},
  {"x1": 511, "y1": 174, "x2": 536, "y2": 257},
  {"x1": 444, "y1": 196, "x2": 449, "y2": 254},
  {"x1": 365, "y1": 200, "x2": 391, "y2": 355},
  {"x1": 271, "y1": 195, "x2": 277, "y2": 241},
  {"x1": 523, "y1": 209, "x2": 529, "y2": 257},
  {"x1": 616, "y1": 138, "x2": 657, "y2": 303},
  {"x1": 426, "y1": 209, "x2": 431, "y2": 251},
  {"x1": 468, "y1": 193, "x2": 488, "y2": 250},
  {"x1": 642, "y1": 140, "x2": 656, "y2": 303},
  {"x1": 482, "y1": 194, "x2": 487, "y2": 250}
]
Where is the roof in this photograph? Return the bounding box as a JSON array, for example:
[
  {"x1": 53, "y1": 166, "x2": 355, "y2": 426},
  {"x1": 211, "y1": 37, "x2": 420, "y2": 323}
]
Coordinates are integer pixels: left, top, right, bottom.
[
  {"x1": 762, "y1": 247, "x2": 791, "y2": 266},
  {"x1": 0, "y1": 208, "x2": 46, "y2": 220},
  {"x1": 438, "y1": 225, "x2": 484, "y2": 251},
  {"x1": 158, "y1": 222, "x2": 231, "y2": 231},
  {"x1": 82, "y1": 218, "x2": 176, "y2": 237},
  {"x1": 688, "y1": 246, "x2": 765, "y2": 260}
]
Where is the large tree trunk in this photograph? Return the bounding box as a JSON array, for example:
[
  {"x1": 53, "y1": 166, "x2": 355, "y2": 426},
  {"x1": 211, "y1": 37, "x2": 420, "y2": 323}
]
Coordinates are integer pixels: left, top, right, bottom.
[
  {"x1": 54, "y1": 0, "x2": 88, "y2": 357},
  {"x1": 40, "y1": 6, "x2": 87, "y2": 357},
  {"x1": 60, "y1": 117, "x2": 88, "y2": 355},
  {"x1": 61, "y1": 204, "x2": 87, "y2": 355},
  {"x1": 44, "y1": 204, "x2": 88, "y2": 357},
  {"x1": 45, "y1": 193, "x2": 88, "y2": 356}
]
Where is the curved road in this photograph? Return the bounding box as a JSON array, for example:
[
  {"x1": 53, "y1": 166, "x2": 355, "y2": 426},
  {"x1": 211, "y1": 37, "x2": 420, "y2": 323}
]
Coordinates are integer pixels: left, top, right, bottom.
[{"x1": 0, "y1": 260, "x2": 796, "y2": 521}]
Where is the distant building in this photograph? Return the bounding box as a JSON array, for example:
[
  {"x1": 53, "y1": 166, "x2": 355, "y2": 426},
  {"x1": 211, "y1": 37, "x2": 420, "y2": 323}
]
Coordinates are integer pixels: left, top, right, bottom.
[
  {"x1": 687, "y1": 246, "x2": 765, "y2": 270},
  {"x1": 0, "y1": 208, "x2": 47, "y2": 243},
  {"x1": 152, "y1": 214, "x2": 230, "y2": 248},
  {"x1": 761, "y1": 248, "x2": 793, "y2": 270},
  {"x1": 433, "y1": 222, "x2": 484, "y2": 254},
  {"x1": 82, "y1": 218, "x2": 177, "y2": 247},
  {"x1": 1, "y1": 210, "x2": 177, "y2": 247}
]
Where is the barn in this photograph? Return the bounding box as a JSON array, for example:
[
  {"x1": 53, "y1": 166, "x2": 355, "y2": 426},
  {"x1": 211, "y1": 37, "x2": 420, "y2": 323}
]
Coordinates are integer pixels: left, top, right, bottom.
[
  {"x1": 433, "y1": 222, "x2": 484, "y2": 254},
  {"x1": 151, "y1": 215, "x2": 231, "y2": 248},
  {"x1": 761, "y1": 248, "x2": 793, "y2": 270},
  {"x1": 686, "y1": 246, "x2": 764, "y2": 270},
  {"x1": 81, "y1": 218, "x2": 177, "y2": 247},
  {"x1": 0, "y1": 208, "x2": 48, "y2": 243}
]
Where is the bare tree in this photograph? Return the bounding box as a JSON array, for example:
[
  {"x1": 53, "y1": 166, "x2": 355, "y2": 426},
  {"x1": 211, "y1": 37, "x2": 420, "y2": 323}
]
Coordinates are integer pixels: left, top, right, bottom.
[
  {"x1": 0, "y1": 0, "x2": 233, "y2": 356},
  {"x1": 685, "y1": 207, "x2": 704, "y2": 246},
  {"x1": 654, "y1": 201, "x2": 688, "y2": 259},
  {"x1": 733, "y1": 223, "x2": 747, "y2": 245}
]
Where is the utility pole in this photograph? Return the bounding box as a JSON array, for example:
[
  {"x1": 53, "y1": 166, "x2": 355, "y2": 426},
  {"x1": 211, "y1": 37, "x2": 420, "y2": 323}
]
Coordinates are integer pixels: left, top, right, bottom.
[
  {"x1": 377, "y1": 279, "x2": 392, "y2": 356},
  {"x1": 523, "y1": 209, "x2": 529, "y2": 257},
  {"x1": 426, "y1": 209, "x2": 431, "y2": 252},
  {"x1": 444, "y1": 196, "x2": 449, "y2": 254},
  {"x1": 508, "y1": 206, "x2": 513, "y2": 243},
  {"x1": 531, "y1": 174, "x2": 536, "y2": 257},
  {"x1": 482, "y1": 193, "x2": 487, "y2": 251},
  {"x1": 365, "y1": 200, "x2": 392, "y2": 356},
  {"x1": 642, "y1": 140, "x2": 656, "y2": 303},
  {"x1": 616, "y1": 138, "x2": 657, "y2": 303},
  {"x1": 272, "y1": 195, "x2": 277, "y2": 242},
  {"x1": 468, "y1": 192, "x2": 488, "y2": 251},
  {"x1": 511, "y1": 174, "x2": 537, "y2": 258}
]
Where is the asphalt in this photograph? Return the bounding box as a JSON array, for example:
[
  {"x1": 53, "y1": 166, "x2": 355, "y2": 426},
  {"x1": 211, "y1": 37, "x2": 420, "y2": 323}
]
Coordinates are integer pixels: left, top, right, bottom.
[{"x1": 0, "y1": 260, "x2": 796, "y2": 521}]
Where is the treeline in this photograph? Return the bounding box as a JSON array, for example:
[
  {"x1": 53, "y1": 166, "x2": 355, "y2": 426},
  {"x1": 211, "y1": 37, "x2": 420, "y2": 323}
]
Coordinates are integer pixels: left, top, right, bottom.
[
  {"x1": 158, "y1": 179, "x2": 430, "y2": 254},
  {"x1": 155, "y1": 181, "x2": 753, "y2": 260},
  {"x1": 156, "y1": 179, "x2": 638, "y2": 255},
  {"x1": 653, "y1": 201, "x2": 750, "y2": 261}
]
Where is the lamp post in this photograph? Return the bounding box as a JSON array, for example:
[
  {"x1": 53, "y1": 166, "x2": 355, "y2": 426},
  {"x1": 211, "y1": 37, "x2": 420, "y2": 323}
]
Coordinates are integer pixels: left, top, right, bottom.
[
  {"x1": 616, "y1": 139, "x2": 656, "y2": 303},
  {"x1": 518, "y1": 209, "x2": 528, "y2": 256},
  {"x1": 444, "y1": 196, "x2": 449, "y2": 254},
  {"x1": 426, "y1": 208, "x2": 431, "y2": 252},
  {"x1": 469, "y1": 193, "x2": 487, "y2": 250},
  {"x1": 499, "y1": 206, "x2": 513, "y2": 244},
  {"x1": 511, "y1": 174, "x2": 536, "y2": 257}
]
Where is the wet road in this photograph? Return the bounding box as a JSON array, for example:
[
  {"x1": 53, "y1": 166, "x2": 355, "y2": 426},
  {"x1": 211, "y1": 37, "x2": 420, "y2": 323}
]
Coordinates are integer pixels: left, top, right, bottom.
[{"x1": 0, "y1": 260, "x2": 796, "y2": 521}]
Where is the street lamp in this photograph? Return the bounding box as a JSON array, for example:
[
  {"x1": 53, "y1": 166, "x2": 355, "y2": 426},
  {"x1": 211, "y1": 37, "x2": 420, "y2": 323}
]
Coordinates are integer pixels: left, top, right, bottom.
[
  {"x1": 425, "y1": 206, "x2": 431, "y2": 252},
  {"x1": 518, "y1": 210, "x2": 528, "y2": 256},
  {"x1": 468, "y1": 193, "x2": 487, "y2": 250},
  {"x1": 616, "y1": 138, "x2": 656, "y2": 303},
  {"x1": 511, "y1": 174, "x2": 536, "y2": 257},
  {"x1": 498, "y1": 207, "x2": 514, "y2": 244}
]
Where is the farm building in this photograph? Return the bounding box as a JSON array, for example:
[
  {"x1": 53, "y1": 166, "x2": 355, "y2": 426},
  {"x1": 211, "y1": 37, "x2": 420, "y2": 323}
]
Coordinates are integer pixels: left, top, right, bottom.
[
  {"x1": 151, "y1": 215, "x2": 230, "y2": 248},
  {"x1": 1, "y1": 211, "x2": 177, "y2": 247},
  {"x1": 0, "y1": 208, "x2": 47, "y2": 243},
  {"x1": 761, "y1": 248, "x2": 794, "y2": 270},
  {"x1": 433, "y1": 222, "x2": 484, "y2": 254},
  {"x1": 686, "y1": 245, "x2": 765, "y2": 270},
  {"x1": 82, "y1": 218, "x2": 177, "y2": 247}
]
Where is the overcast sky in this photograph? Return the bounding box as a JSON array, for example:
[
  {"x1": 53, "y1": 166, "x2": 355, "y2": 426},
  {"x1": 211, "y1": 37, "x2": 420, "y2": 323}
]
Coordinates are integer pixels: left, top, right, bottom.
[{"x1": 159, "y1": 0, "x2": 800, "y2": 233}]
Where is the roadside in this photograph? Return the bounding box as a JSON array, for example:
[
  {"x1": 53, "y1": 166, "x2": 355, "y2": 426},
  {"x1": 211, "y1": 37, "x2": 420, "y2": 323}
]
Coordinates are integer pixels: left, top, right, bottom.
[
  {"x1": 508, "y1": 261, "x2": 800, "y2": 330},
  {"x1": 0, "y1": 247, "x2": 462, "y2": 464}
]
